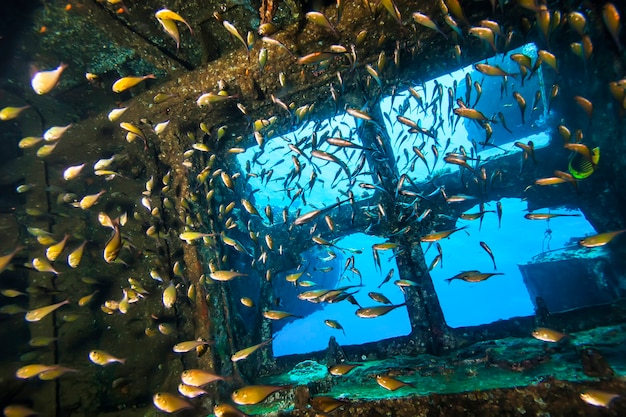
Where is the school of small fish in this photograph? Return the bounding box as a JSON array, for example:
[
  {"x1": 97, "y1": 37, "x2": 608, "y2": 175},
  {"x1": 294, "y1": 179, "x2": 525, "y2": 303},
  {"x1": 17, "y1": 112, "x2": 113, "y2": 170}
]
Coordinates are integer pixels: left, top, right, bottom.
[{"x1": 1, "y1": 0, "x2": 625, "y2": 414}]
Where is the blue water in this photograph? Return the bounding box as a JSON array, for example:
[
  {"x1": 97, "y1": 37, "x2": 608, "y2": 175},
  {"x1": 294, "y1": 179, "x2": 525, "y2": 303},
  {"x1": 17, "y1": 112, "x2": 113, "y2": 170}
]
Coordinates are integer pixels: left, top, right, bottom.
[
  {"x1": 272, "y1": 233, "x2": 412, "y2": 357},
  {"x1": 259, "y1": 42, "x2": 598, "y2": 355}
]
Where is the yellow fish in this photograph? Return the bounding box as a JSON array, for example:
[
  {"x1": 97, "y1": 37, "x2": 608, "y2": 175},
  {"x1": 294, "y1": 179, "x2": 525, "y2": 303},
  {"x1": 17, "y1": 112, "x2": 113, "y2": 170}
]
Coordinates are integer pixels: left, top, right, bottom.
[
  {"x1": 196, "y1": 92, "x2": 239, "y2": 107},
  {"x1": 180, "y1": 369, "x2": 228, "y2": 387},
  {"x1": 3, "y1": 405, "x2": 38, "y2": 417},
  {"x1": 78, "y1": 290, "x2": 98, "y2": 307},
  {"x1": 213, "y1": 403, "x2": 249, "y2": 417},
  {"x1": 380, "y1": 0, "x2": 401, "y2": 24},
  {"x1": 580, "y1": 389, "x2": 620, "y2": 408},
  {"x1": 262, "y1": 310, "x2": 302, "y2": 320},
  {"x1": 469, "y1": 27, "x2": 496, "y2": 51},
  {"x1": 89, "y1": 350, "x2": 126, "y2": 365},
  {"x1": 1, "y1": 289, "x2": 27, "y2": 297},
  {"x1": 156, "y1": 8, "x2": 192, "y2": 49},
  {"x1": 31, "y1": 63, "x2": 67, "y2": 95},
  {"x1": 309, "y1": 396, "x2": 351, "y2": 413},
  {"x1": 158, "y1": 323, "x2": 175, "y2": 335},
  {"x1": 231, "y1": 338, "x2": 273, "y2": 362},
  {"x1": 453, "y1": 107, "x2": 488, "y2": 121},
  {"x1": 524, "y1": 213, "x2": 581, "y2": 220},
  {"x1": 46, "y1": 234, "x2": 69, "y2": 262},
  {"x1": 162, "y1": 281, "x2": 176, "y2": 308},
  {"x1": 36, "y1": 142, "x2": 59, "y2": 158},
  {"x1": 412, "y1": 12, "x2": 447, "y2": 37},
  {"x1": 44, "y1": 123, "x2": 72, "y2": 141},
  {"x1": 38, "y1": 366, "x2": 78, "y2": 380},
  {"x1": 16, "y1": 364, "x2": 61, "y2": 379},
  {"x1": 0, "y1": 105, "x2": 30, "y2": 121},
  {"x1": 376, "y1": 375, "x2": 413, "y2": 391},
  {"x1": 155, "y1": 9, "x2": 192, "y2": 32},
  {"x1": 107, "y1": 107, "x2": 128, "y2": 122},
  {"x1": 25, "y1": 299, "x2": 70, "y2": 322},
  {"x1": 222, "y1": 20, "x2": 248, "y2": 52},
  {"x1": 152, "y1": 392, "x2": 193, "y2": 413},
  {"x1": 445, "y1": 271, "x2": 503, "y2": 284},
  {"x1": 240, "y1": 297, "x2": 254, "y2": 307},
  {"x1": 324, "y1": 319, "x2": 345, "y2": 334},
  {"x1": 603, "y1": 3, "x2": 622, "y2": 51},
  {"x1": 179, "y1": 231, "x2": 214, "y2": 243},
  {"x1": 75, "y1": 190, "x2": 106, "y2": 210},
  {"x1": 62, "y1": 163, "x2": 85, "y2": 181},
  {"x1": 305, "y1": 11, "x2": 336, "y2": 35},
  {"x1": 231, "y1": 385, "x2": 291, "y2": 405},
  {"x1": 172, "y1": 340, "x2": 210, "y2": 353},
  {"x1": 178, "y1": 383, "x2": 207, "y2": 398},
  {"x1": 32, "y1": 257, "x2": 59, "y2": 275},
  {"x1": 579, "y1": 229, "x2": 626, "y2": 247},
  {"x1": 112, "y1": 74, "x2": 155, "y2": 93},
  {"x1": 29, "y1": 336, "x2": 57, "y2": 347},
  {"x1": 67, "y1": 240, "x2": 87, "y2": 268},
  {"x1": 355, "y1": 304, "x2": 406, "y2": 318},
  {"x1": 103, "y1": 219, "x2": 122, "y2": 263},
  {"x1": 420, "y1": 226, "x2": 468, "y2": 242},
  {"x1": 0, "y1": 246, "x2": 22, "y2": 274},
  {"x1": 532, "y1": 327, "x2": 568, "y2": 343},
  {"x1": 209, "y1": 270, "x2": 248, "y2": 282},
  {"x1": 18, "y1": 136, "x2": 44, "y2": 148},
  {"x1": 328, "y1": 363, "x2": 362, "y2": 376},
  {"x1": 474, "y1": 63, "x2": 515, "y2": 77}
]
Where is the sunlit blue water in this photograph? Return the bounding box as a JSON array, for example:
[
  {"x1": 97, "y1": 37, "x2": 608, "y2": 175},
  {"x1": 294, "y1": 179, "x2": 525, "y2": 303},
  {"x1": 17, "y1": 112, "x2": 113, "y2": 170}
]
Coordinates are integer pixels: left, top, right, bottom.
[{"x1": 272, "y1": 233, "x2": 412, "y2": 357}]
